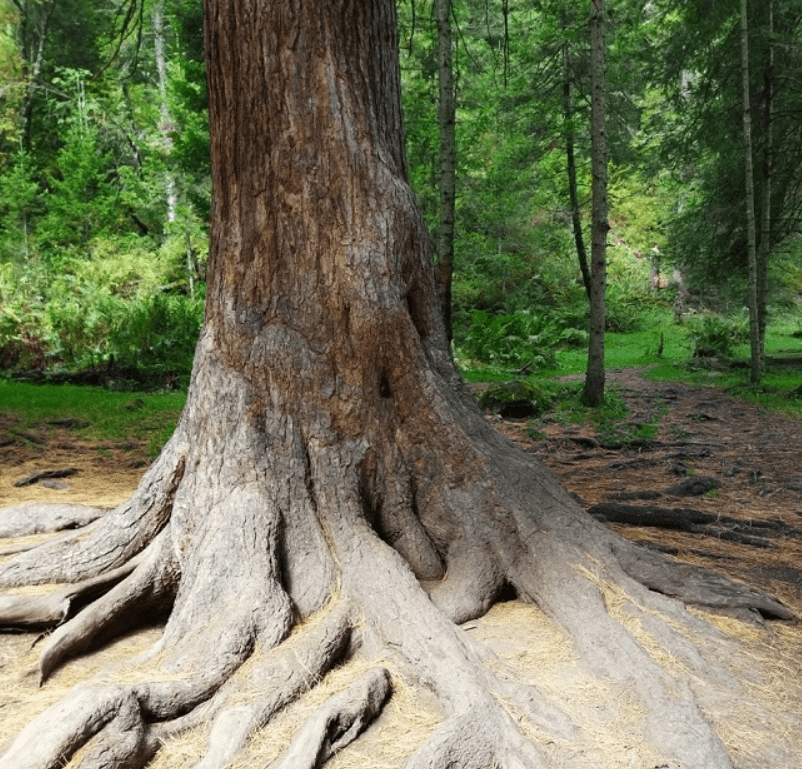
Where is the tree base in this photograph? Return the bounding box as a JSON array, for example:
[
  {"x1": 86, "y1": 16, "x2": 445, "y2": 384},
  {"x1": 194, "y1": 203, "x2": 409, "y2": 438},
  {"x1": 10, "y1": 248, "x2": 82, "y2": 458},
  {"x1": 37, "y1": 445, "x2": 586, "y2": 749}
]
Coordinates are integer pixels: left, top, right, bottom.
[{"x1": 0, "y1": 334, "x2": 798, "y2": 769}]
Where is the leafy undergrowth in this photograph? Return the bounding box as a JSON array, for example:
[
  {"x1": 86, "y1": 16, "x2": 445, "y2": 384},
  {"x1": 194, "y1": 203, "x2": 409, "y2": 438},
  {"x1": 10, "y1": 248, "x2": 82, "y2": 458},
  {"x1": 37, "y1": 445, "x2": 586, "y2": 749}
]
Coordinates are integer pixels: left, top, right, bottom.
[{"x1": 459, "y1": 306, "x2": 802, "y2": 422}]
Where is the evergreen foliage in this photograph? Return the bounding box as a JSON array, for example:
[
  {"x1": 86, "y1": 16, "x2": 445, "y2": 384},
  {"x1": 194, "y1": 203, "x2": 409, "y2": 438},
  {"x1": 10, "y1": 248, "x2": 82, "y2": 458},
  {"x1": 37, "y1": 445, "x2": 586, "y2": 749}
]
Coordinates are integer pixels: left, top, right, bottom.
[{"x1": 0, "y1": 0, "x2": 800, "y2": 388}]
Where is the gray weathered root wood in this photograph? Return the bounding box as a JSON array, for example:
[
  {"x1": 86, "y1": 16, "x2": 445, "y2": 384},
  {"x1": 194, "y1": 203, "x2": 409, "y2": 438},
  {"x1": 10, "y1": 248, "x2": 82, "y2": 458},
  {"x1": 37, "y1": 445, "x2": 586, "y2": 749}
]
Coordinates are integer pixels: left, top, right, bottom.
[
  {"x1": 37, "y1": 528, "x2": 178, "y2": 682},
  {"x1": 0, "y1": 553, "x2": 144, "y2": 630},
  {"x1": 0, "y1": 503, "x2": 107, "y2": 538},
  {"x1": 0, "y1": 452, "x2": 185, "y2": 588},
  {"x1": 0, "y1": 340, "x2": 793, "y2": 769},
  {"x1": 157, "y1": 599, "x2": 356, "y2": 769},
  {"x1": 273, "y1": 667, "x2": 391, "y2": 769}
]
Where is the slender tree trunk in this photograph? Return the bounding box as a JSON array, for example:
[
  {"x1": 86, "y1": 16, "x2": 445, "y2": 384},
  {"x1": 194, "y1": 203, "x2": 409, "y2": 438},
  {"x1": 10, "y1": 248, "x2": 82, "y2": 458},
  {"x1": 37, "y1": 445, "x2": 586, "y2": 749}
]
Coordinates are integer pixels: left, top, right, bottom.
[
  {"x1": 758, "y1": 0, "x2": 774, "y2": 370},
  {"x1": 0, "y1": 3, "x2": 793, "y2": 769},
  {"x1": 563, "y1": 41, "x2": 591, "y2": 300},
  {"x1": 435, "y1": 0, "x2": 456, "y2": 343},
  {"x1": 153, "y1": 0, "x2": 178, "y2": 225},
  {"x1": 18, "y1": 0, "x2": 56, "y2": 148},
  {"x1": 583, "y1": 0, "x2": 608, "y2": 407},
  {"x1": 741, "y1": 0, "x2": 761, "y2": 384}
]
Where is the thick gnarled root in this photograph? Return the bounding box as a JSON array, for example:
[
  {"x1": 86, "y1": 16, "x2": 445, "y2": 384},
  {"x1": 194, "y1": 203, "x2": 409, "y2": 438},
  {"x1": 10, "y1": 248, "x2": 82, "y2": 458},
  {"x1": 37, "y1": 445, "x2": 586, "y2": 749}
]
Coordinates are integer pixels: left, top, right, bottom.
[
  {"x1": 406, "y1": 703, "x2": 548, "y2": 769},
  {"x1": 37, "y1": 528, "x2": 179, "y2": 683},
  {"x1": 274, "y1": 666, "x2": 391, "y2": 769},
  {"x1": 0, "y1": 601, "x2": 285, "y2": 769},
  {"x1": 0, "y1": 503, "x2": 108, "y2": 539},
  {"x1": 156, "y1": 599, "x2": 356, "y2": 769},
  {"x1": 0, "y1": 450, "x2": 186, "y2": 589},
  {"x1": 610, "y1": 536, "x2": 793, "y2": 619}
]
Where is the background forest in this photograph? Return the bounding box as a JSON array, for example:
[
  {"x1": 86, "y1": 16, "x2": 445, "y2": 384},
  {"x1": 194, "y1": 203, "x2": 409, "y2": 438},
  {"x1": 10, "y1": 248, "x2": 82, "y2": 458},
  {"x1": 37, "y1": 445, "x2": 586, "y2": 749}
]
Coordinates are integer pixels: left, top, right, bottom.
[{"x1": 0, "y1": 0, "x2": 801, "y2": 392}]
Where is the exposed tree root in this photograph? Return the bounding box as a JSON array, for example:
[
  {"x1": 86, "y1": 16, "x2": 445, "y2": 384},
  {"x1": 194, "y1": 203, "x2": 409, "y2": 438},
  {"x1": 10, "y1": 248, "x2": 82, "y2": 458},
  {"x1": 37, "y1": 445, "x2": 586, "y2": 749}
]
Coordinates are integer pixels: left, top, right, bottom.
[
  {"x1": 273, "y1": 666, "x2": 391, "y2": 769},
  {"x1": 0, "y1": 452, "x2": 186, "y2": 589},
  {"x1": 0, "y1": 503, "x2": 107, "y2": 538},
  {"x1": 155, "y1": 598, "x2": 355, "y2": 769},
  {"x1": 0, "y1": 592, "x2": 284, "y2": 769},
  {"x1": 611, "y1": 536, "x2": 793, "y2": 619},
  {"x1": 0, "y1": 353, "x2": 796, "y2": 769},
  {"x1": 37, "y1": 528, "x2": 178, "y2": 683},
  {"x1": 0, "y1": 553, "x2": 144, "y2": 630}
]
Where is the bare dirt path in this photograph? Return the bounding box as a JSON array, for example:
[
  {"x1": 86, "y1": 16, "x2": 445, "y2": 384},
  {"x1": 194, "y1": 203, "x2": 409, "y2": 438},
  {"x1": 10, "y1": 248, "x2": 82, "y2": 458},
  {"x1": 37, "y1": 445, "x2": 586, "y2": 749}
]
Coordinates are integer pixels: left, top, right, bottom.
[{"x1": 494, "y1": 367, "x2": 802, "y2": 619}]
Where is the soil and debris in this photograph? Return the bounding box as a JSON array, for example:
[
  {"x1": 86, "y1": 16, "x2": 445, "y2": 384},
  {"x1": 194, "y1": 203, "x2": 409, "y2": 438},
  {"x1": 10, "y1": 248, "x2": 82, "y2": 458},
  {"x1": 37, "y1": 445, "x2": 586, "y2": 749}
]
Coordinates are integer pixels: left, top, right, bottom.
[{"x1": 492, "y1": 368, "x2": 802, "y2": 621}]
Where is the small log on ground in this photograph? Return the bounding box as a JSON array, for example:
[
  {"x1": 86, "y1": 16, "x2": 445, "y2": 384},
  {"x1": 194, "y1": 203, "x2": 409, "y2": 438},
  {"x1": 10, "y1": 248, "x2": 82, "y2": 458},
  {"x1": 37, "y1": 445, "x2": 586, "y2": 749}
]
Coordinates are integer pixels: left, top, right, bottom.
[
  {"x1": 589, "y1": 502, "x2": 800, "y2": 548},
  {"x1": 14, "y1": 468, "x2": 80, "y2": 488},
  {"x1": 664, "y1": 476, "x2": 720, "y2": 497}
]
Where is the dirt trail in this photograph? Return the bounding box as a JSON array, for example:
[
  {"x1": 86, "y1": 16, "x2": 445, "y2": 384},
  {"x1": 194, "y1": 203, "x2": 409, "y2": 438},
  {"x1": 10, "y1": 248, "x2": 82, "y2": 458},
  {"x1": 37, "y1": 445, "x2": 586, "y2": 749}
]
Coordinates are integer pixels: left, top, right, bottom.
[{"x1": 494, "y1": 368, "x2": 802, "y2": 618}]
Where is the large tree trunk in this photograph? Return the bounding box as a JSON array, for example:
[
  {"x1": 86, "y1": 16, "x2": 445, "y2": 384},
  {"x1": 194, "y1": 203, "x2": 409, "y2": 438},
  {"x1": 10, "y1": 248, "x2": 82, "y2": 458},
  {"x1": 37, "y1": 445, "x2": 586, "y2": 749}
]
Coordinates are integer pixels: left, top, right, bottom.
[{"x1": 0, "y1": 2, "x2": 794, "y2": 768}]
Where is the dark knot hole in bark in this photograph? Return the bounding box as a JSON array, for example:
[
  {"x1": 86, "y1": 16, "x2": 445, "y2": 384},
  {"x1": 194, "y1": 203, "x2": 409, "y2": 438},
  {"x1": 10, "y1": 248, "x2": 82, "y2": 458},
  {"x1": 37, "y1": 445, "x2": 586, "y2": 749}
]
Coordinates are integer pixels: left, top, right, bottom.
[
  {"x1": 405, "y1": 291, "x2": 428, "y2": 341},
  {"x1": 378, "y1": 372, "x2": 392, "y2": 400}
]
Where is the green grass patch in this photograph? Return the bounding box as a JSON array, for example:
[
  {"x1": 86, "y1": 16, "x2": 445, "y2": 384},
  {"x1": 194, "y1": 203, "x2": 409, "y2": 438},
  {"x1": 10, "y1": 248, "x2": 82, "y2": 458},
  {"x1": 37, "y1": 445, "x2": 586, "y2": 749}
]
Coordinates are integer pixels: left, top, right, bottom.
[
  {"x1": 457, "y1": 306, "x2": 689, "y2": 380},
  {"x1": 0, "y1": 381, "x2": 186, "y2": 458},
  {"x1": 458, "y1": 303, "x2": 802, "y2": 422}
]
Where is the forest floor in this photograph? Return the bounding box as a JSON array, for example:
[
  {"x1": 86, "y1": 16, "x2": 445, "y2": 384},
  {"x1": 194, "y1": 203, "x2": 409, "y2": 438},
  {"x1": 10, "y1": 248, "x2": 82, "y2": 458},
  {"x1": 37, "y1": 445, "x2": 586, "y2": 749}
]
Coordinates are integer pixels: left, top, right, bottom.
[
  {"x1": 495, "y1": 367, "x2": 802, "y2": 621},
  {"x1": 1, "y1": 367, "x2": 801, "y2": 768}
]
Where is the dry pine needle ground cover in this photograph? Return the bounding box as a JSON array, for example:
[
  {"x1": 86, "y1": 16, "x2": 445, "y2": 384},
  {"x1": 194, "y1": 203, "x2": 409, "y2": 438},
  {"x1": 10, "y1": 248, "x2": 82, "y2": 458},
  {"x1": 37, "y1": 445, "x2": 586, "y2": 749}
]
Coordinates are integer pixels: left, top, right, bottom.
[{"x1": 1, "y1": 368, "x2": 801, "y2": 768}]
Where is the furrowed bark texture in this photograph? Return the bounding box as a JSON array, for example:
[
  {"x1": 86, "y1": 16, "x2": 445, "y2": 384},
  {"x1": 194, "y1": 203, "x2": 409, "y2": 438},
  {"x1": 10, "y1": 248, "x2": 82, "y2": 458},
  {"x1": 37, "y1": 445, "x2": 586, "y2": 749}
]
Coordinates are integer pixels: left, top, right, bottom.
[
  {"x1": 583, "y1": 0, "x2": 608, "y2": 407},
  {"x1": 0, "y1": 2, "x2": 795, "y2": 768}
]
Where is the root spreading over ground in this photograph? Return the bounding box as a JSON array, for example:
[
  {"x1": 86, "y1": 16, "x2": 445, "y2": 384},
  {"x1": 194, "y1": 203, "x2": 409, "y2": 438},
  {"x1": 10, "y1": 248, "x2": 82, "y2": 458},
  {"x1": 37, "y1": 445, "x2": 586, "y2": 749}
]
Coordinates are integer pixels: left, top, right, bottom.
[{"x1": 1, "y1": 360, "x2": 801, "y2": 769}]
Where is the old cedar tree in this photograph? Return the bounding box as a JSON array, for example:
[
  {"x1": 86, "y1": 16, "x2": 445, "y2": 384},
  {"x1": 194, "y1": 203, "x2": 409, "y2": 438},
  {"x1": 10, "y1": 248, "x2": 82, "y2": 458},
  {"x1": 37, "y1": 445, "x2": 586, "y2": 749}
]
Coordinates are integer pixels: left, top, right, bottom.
[{"x1": 0, "y1": 2, "x2": 792, "y2": 767}]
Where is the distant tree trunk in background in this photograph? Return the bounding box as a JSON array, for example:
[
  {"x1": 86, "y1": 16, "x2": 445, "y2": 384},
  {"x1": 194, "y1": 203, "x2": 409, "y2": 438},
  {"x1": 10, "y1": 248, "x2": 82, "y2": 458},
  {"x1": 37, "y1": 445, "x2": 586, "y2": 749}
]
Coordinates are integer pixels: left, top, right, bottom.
[
  {"x1": 18, "y1": 0, "x2": 56, "y2": 148},
  {"x1": 583, "y1": 0, "x2": 608, "y2": 407},
  {"x1": 758, "y1": 0, "x2": 774, "y2": 369},
  {"x1": 435, "y1": 0, "x2": 456, "y2": 343},
  {"x1": 741, "y1": 0, "x2": 762, "y2": 385},
  {"x1": 154, "y1": 0, "x2": 178, "y2": 225},
  {"x1": 563, "y1": 41, "x2": 591, "y2": 300}
]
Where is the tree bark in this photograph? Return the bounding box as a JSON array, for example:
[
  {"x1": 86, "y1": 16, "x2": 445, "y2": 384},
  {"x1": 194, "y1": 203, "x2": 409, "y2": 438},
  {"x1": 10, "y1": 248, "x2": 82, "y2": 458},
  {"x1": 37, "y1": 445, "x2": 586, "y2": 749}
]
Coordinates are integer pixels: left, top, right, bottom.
[
  {"x1": 0, "y1": 2, "x2": 793, "y2": 768},
  {"x1": 758, "y1": 0, "x2": 773, "y2": 370},
  {"x1": 435, "y1": 0, "x2": 456, "y2": 343},
  {"x1": 583, "y1": 0, "x2": 608, "y2": 406},
  {"x1": 563, "y1": 40, "x2": 591, "y2": 300},
  {"x1": 742, "y1": 0, "x2": 762, "y2": 385}
]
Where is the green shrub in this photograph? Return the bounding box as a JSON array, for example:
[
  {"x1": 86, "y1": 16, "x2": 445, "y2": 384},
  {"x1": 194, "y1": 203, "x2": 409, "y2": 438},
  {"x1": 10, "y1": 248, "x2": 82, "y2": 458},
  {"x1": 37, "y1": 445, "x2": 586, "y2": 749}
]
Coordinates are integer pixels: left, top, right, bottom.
[
  {"x1": 685, "y1": 312, "x2": 749, "y2": 358},
  {"x1": 108, "y1": 291, "x2": 204, "y2": 385},
  {"x1": 0, "y1": 303, "x2": 49, "y2": 369},
  {"x1": 0, "y1": 263, "x2": 49, "y2": 369},
  {"x1": 45, "y1": 282, "x2": 129, "y2": 366},
  {"x1": 458, "y1": 310, "x2": 555, "y2": 370},
  {"x1": 456, "y1": 305, "x2": 594, "y2": 371},
  {"x1": 476, "y1": 379, "x2": 563, "y2": 418},
  {"x1": 43, "y1": 278, "x2": 204, "y2": 386}
]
